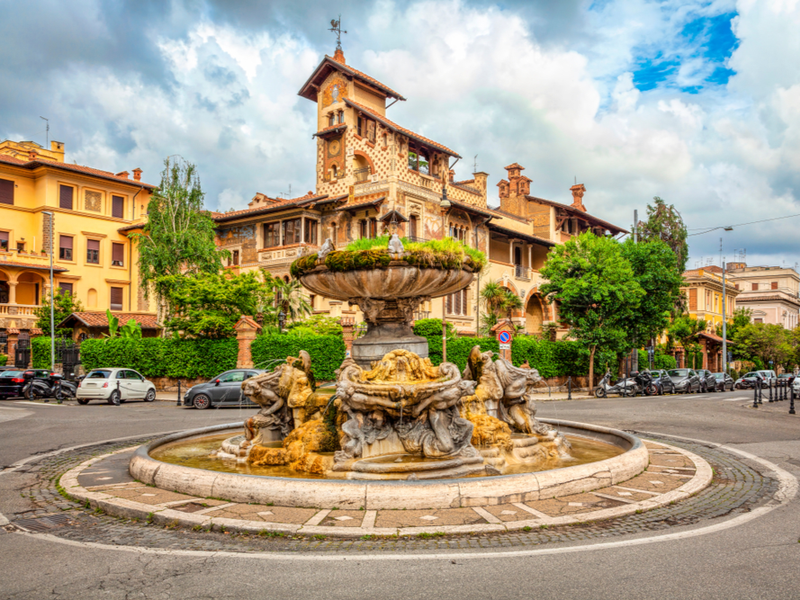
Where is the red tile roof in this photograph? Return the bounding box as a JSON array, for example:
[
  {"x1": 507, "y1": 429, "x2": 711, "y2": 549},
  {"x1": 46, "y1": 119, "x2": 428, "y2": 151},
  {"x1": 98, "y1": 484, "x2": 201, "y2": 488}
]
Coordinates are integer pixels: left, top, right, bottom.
[
  {"x1": 117, "y1": 221, "x2": 146, "y2": 233},
  {"x1": 0, "y1": 154, "x2": 156, "y2": 189},
  {"x1": 298, "y1": 56, "x2": 406, "y2": 102},
  {"x1": 60, "y1": 311, "x2": 160, "y2": 329},
  {"x1": 313, "y1": 124, "x2": 347, "y2": 137},
  {"x1": 344, "y1": 99, "x2": 461, "y2": 158},
  {"x1": 212, "y1": 193, "x2": 349, "y2": 223},
  {"x1": 524, "y1": 195, "x2": 627, "y2": 234}
]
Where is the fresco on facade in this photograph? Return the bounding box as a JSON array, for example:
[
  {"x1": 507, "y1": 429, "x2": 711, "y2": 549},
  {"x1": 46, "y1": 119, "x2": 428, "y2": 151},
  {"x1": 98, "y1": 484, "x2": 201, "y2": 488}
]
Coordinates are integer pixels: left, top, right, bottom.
[{"x1": 219, "y1": 224, "x2": 258, "y2": 263}]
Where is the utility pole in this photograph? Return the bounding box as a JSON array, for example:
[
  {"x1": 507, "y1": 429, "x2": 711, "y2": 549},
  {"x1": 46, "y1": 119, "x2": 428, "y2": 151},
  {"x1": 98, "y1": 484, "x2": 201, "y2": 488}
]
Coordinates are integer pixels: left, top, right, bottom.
[
  {"x1": 633, "y1": 209, "x2": 638, "y2": 243},
  {"x1": 722, "y1": 259, "x2": 728, "y2": 375},
  {"x1": 42, "y1": 211, "x2": 55, "y2": 371}
]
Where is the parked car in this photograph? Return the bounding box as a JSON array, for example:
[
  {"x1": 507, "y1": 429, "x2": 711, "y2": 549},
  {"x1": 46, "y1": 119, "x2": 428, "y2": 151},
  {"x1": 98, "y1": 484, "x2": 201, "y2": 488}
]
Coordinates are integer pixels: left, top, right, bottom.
[
  {"x1": 734, "y1": 372, "x2": 766, "y2": 390},
  {"x1": 712, "y1": 372, "x2": 735, "y2": 392},
  {"x1": 757, "y1": 370, "x2": 778, "y2": 385},
  {"x1": 667, "y1": 368, "x2": 701, "y2": 394},
  {"x1": 696, "y1": 369, "x2": 718, "y2": 393},
  {"x1": 76, "y1": 368, "x2": 157, "y2": 405},
  {"x1": 0, "y1": 370, "x2": 26, "y2": 399},
  {"x1": 793, "y1": 377, "x2": 800, "y2": 396},
  {"x1": 182, "y1": 369, "x2": 265, "y2": 409},
  {"x1": 648, "y1": 370, "x2": 676, "y2": 395},
  {"x1": 0, "y1": 365, "x2": 21, "y2": 373},
  {"x1": 777, "y1": 373, "x2": 795, "y2": 385}
]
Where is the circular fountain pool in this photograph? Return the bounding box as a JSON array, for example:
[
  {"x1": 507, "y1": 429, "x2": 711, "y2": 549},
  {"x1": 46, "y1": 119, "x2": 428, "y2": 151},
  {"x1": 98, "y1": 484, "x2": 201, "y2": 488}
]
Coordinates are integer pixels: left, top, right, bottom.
[{"x1": 130, "y1": 419, "x2": 648, "y2": 510}]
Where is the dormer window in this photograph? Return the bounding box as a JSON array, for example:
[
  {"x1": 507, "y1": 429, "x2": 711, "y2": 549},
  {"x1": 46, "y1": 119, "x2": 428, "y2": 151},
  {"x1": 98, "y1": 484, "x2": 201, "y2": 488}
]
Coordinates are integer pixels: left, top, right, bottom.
[{"x1": 408, "y1": 146, "x2": 430, "y2": 175}]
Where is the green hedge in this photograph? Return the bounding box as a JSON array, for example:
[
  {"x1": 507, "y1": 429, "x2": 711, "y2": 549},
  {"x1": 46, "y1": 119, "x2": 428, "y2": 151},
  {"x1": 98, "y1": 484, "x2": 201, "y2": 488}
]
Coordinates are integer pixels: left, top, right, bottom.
[
  {"x1": 32, "y1": 336, "x2": 52, "y2": 369},
  {"x1": 425, "y1": 336, "x2": 499, "y2": 371},
  {"x1": 637, "y1": 349, "x2": 677, "y2": 371},
  {"x1": 79, "y1": 338, "x2": 238, "y2": 379},
  {"x1": 251, "y1": 334, "x2": 345, "y2": 381}
]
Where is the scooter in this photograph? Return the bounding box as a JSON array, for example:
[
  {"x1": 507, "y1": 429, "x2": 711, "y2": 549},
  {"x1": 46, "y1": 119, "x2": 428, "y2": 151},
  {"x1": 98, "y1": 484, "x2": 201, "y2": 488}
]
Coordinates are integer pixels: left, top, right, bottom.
[
  {"x1": 594, "y1": 371, "x2": 639, "y2": 398},
  {"x1": 632, "y1": 371, "x2": 659, "y2": 396},
  {"x1": 22, "y1": 372, "x2": 77, "y2": 402}
]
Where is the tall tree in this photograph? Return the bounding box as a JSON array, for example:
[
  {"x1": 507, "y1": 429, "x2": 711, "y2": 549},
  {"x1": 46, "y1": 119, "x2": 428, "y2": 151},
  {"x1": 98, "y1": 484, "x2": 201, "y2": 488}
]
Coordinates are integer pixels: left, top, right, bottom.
[
  {"x1": 129, "y1": 158, "x2": 228, "y2": 318},
  {"x1": 271, "y1": 277, "x2": 312, "y2": 324},
  {"x1": 637, "y1": 197, "x2": 689, "y2": 274},
  {"x1": 540, "y1": 232, "x2": 645, "y2": 387},
  {"x1": 620, "y1": 238, "x2": 684, "y2": 345},
  {"x1": 666, "y1": 314, "x2": 707, "y2": 367},
  {"x1": 733, "y1": 323, "x2": 794, "y2": 369}
]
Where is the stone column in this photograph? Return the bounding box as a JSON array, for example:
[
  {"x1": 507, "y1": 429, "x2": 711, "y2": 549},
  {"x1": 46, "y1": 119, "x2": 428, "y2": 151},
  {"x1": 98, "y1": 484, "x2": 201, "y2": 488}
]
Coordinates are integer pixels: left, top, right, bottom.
[
  {"x1": 7, "y1": 281, "x2": 16, "y2": 305},
  {"x1": 234, "y1": 316, "x2": 261, "y2": 369}
]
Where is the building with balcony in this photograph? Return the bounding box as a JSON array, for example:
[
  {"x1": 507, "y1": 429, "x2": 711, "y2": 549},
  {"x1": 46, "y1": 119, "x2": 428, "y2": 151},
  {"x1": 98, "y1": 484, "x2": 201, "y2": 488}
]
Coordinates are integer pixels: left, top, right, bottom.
[
  {"x1": 682, "y1": 266, "x2": 740, "y2": 331},
  {"x1": 212, "y1": 45, "x2": 625, "y2": 336},
  {"x1": 0, "y1": 139, "x2": 157, "y2": 341},
  {"x1": 726, "y1": 263, "x2": 800, "y2": 329}
]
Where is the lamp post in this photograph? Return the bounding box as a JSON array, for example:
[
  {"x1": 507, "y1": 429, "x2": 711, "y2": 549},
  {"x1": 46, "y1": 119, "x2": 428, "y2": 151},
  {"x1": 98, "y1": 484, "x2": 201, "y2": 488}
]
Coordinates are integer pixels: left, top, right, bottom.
[
  {"x1": 278, "y1": 310, "x2": 286, "y2": 333},
  {"x1": 42, "y1": 211, "x2": 55, "y2": 372}
]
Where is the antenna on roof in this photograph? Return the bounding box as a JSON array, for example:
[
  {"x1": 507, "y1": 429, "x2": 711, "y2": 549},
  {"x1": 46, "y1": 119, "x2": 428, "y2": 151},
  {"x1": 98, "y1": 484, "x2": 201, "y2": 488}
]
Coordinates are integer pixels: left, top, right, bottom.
[
  {"x1": 473, "y1": 155, "x2": 478, "y2": 173},
  {"x1": 329, "y1": 16, "x2": 347, "y2": 50},
  {"x1": 40, "y1": 116, "x2": 49, "y2": 147},
  {"x1": 574, "y1": 176, "x2": 577, "y2": 185},
  {"x1": 279, "y1": 184, "x2": 292, "y2": 199}
]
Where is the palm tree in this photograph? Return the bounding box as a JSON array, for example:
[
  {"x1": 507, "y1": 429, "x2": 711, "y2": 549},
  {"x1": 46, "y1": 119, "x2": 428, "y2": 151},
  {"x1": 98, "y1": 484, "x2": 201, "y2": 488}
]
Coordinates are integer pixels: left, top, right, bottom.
[
  {"x1": 272, "y1": 278, "x2": 312, "y2": 324},
  {"x1": 500, "y1": 289, "x2": 523, "y2": 320},
  {"x1": 481, "y1": 282, "x2": 506, "y2": 317}
]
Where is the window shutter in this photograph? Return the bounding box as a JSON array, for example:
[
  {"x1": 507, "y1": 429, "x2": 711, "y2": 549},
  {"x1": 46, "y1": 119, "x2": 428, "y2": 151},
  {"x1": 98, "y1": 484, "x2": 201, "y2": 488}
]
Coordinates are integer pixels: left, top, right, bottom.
[
  {"x1": 0, "y1": 179, "x2": 13, "y2": 205},
  {"x1": 112, "y1": 243, "x2": 124, "y2": 265},
  {"x1": 87, "y1": 240, "x2": 100, "y2": 251},
  {"x1": 59, "y1": 282, "x2": 73, "y2": 295},
  {"x1": 0, "y1": 231, "x2": 8, "y2": 246},
  {"x1": 59, "y1": 185, "x2": 73, "y2": 210},
  {"x1": 112, "y1": 195, "x2": 124, "y2": 218},
  {"x1": 688, "y1": 288, "x2": 697, "y2": 311},
  {"x1": 771, "y1": 282, "x2": 778, "y2": 290},
  {"x1": 110, "y1": 287, "x2": 123, "y2": 310},
  {"x1": 60, "y1": 236, "x2": 73, "y2": 250}
]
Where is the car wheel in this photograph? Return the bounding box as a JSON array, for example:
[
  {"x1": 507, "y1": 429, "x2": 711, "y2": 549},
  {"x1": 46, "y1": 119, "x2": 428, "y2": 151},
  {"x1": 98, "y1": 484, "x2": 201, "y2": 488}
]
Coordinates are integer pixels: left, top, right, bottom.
[
  {"x1": 193, "y1": 394, "x2": 212, "y2": 410},
  {"x1": 108, "y1": 390, "x2": 121, "y2": 406},
  {"x1": 77, "y1": 398, "x2": 90, "y2": 405},
  {"x1": 145, "y1": 389, "x2": 156, "y2": 402}
]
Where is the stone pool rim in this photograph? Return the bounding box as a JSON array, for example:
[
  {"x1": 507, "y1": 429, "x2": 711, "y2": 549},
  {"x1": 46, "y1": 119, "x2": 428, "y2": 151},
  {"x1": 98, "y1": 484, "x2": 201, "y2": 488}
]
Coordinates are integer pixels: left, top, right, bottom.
[{"x1": 128, "y1": 419, "x2": 650, "y2": 510}]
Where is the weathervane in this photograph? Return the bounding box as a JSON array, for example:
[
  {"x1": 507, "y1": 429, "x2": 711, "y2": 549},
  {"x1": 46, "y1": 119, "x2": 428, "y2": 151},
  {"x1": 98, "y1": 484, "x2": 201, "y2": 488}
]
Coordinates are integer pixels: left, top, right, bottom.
[{"x1": 329, "y1": 16, "x2": 347, "y2": 50}]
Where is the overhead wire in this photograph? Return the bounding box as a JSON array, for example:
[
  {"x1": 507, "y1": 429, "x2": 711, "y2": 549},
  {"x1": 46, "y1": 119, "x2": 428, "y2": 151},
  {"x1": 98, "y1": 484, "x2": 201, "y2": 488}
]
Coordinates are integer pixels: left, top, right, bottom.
[{"x1": 687, "y1": 213, "x2": 800, "y2": 236}]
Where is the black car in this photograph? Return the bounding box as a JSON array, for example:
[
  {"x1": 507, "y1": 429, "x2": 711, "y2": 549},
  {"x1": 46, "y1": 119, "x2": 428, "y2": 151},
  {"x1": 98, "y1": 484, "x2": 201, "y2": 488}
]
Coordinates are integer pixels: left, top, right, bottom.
[
  {"x1": 697, "y1": 369, "x2": 718, "y2": 393},
  {"x1": 712, "y1": 372, "x2": 735, "y2": 391},
  {"x1": 649, "y1": 370, "x2": 676, "y2": 395},
  {"x1": 668, "y1": 368, "x2": 701, "y2": 394},
  {"x1": 0, "y1": 370, "x2": 27, "y2": 398},
  {"x1": 182, "y1": 369, "x2": 265, "y2": 409}
]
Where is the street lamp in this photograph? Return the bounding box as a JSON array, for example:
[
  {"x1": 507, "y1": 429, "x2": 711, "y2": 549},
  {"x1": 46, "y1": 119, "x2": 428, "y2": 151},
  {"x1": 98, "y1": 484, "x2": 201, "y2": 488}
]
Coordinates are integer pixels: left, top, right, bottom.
[
  {"x1": 278, "y1": 310, "x2": 286, "y2": 333},
  {"x1": 41, "y1": 211, "x2": 55, "y2": 372}
]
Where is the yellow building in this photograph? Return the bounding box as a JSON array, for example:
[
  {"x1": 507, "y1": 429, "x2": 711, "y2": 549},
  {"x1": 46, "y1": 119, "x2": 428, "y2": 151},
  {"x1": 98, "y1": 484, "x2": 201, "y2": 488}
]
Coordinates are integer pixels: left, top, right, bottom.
[
  {"x1": 682, "y1": 266, "x2": 740, "y2": 331},
  {"x1": 213, "y1": 45, "x2": 625, "y2": 336},
  {"x1": 0, "y1": 139, "x2": 156, "y2": 342}
]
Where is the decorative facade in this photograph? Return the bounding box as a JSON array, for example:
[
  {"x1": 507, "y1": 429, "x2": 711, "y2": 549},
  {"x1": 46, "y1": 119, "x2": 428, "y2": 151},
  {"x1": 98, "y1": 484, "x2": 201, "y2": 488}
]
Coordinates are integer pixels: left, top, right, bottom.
[
  {"x1": 212, "y1": 46, "x2": 625, "y2": 336},
  {"x1": 726, "y1": 263, "x2": 800, "y2": 329}
]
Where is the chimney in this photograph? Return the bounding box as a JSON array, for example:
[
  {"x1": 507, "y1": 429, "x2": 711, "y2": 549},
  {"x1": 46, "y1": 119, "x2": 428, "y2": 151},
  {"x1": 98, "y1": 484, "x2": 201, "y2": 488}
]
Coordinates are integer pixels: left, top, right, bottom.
[
  {"x1": 50, "y1": 140, "x2": 65, "y2": 161},
  {"x1": 497, "y1": 180, "x2": 510, "y2": 200},
  {"x1": 28, "y1": 151, "x2": 37, "y2": 161},
  {"x1": 472, "y1": 171, "x2": 489, "y2": 192},
  {"x1": 116, "y1": 171, "x2": 130, "y2": 179},
  {"x1": 570, "y1": 184, "x2": 587, "y2": 212},
  {"x1": 132, "y1": 168, "x2": 142, "y2": 182},
  {"x1": 504, "y1": 163, "x2": 524, "y2": 181},
  {"x1": 448, "y1": 169, "x2": 455, "y2": 183}
]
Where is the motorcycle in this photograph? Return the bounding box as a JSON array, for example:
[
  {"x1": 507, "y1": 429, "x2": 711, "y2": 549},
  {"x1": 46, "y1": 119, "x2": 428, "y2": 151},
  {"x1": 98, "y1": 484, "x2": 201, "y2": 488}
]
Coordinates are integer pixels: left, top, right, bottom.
[
  {"x1": 22, "y1": 372, "x2": 77, "y2": 402},
  {"x1": 632, "y1": 371, "x2": 659, "y2": 396},
  {"x1": 594, "y1": 371, "x2": 639, "y2": 398}
]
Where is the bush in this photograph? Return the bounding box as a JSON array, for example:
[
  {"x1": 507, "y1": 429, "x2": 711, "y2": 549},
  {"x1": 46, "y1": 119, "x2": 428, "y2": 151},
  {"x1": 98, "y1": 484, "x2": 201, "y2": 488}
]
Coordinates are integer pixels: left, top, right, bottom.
[
  {"x1": 413, "y1": 319, "x2": 456, "y2": 339},
  {"x1": 286, "y1": 315, "x2": 343, "y2": 337},
  {"x1": 0, "y1": 354, "x2": 6, "y2": 366},
  {"x1": 32, "y1": 336, "x2": 54, "y2": 369},
  {"x1": 637, "y1": 349, "x2": 677, "y2": 371},
  {"x1": 251, "y1": 334, "x2": 345, "y2": 381}
]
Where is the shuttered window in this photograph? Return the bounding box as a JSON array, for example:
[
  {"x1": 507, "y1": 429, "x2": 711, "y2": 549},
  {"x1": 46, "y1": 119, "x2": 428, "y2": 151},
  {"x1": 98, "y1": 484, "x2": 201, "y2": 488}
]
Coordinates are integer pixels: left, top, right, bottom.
[
  {"x1": 771, "y1": 281, "x2": 778, "y2": 290},
  {"x1": 59, "y1": 282, "x2": 73, "y2": 296},
  {"x1": 0, "y1": 231, "x2": 8, "y2": 252},
  {"x1": 87, "y1": 239, "x2": 100, "y2": 264},
  {"x1": 110, "y1": 287, "x2": 123, "y2": 310},
  {"x1": 111, "y1": 243, "x2": 124, "y2": 266},
  {"x1": 0, "y1": 179, "x2": 14, "y2": 205},
  {"x1": 59, "y1": 185, "x2": 73, "y2": 210},
  {"x1": 112, "y1": 195, "x2": 124, "y2": 218},
  {"x1": 263, "y1": 222, "x2": 280, "y2": 247},
  {"x1": 59, "y1": 235, "x2": 73, "y2": 261}
]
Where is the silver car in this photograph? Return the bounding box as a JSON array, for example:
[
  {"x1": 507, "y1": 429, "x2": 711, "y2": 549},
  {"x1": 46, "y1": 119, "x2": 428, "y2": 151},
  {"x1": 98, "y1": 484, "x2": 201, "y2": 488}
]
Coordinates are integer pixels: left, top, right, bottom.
[{"x1": 76, "y1": 368, "x2": 157, "y2": 405}]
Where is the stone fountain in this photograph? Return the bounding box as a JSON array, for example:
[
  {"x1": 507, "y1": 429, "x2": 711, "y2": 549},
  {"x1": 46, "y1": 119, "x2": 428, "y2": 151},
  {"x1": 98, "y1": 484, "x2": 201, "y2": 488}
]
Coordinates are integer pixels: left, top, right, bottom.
[{"x1": 213, "y1": 236, "x2": 571, "y2": 480}]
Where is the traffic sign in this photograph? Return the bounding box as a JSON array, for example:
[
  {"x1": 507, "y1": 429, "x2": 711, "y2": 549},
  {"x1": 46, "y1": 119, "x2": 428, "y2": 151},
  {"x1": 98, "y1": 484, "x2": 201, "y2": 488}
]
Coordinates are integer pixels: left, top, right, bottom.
[
  {"x1": 499, "y1": 342, "x2": 511, "y2": 350},
  {"x1": 498, "y1": 331, "x2": 512, "y2": 344}
]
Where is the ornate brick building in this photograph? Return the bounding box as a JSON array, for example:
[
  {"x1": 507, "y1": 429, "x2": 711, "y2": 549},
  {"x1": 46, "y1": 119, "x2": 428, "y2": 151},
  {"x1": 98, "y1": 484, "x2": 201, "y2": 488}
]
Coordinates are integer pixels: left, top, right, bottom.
[{"x1": 213, "y1": 46, "x2": 625, "y2": 336}]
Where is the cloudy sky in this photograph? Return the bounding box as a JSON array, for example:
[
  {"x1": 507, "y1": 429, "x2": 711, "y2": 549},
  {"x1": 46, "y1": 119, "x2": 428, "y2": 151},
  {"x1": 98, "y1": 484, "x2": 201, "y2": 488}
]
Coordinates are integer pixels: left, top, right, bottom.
[{"x1": 2, "y1": 0, "x2": 799, "y2": 269}]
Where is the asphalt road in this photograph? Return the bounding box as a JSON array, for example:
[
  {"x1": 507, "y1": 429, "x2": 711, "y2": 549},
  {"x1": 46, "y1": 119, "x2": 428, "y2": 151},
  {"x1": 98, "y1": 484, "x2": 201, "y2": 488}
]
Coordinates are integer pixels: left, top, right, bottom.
[{"x1": 1, "y1": 389, "x2": 799, "y2": 600}]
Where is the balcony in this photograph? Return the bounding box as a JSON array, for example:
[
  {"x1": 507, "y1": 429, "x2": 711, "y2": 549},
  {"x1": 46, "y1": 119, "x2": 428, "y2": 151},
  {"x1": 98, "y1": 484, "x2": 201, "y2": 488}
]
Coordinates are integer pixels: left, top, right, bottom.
[
  {"x1": 514, "y1": 265, "x2": 530, "y2": 281},
  {"x1": 353, "y1": 167, "x2": 371, "y2": 184},
  {"x1": 0, "y1": 250, "x2": 53, "y2": 270}
]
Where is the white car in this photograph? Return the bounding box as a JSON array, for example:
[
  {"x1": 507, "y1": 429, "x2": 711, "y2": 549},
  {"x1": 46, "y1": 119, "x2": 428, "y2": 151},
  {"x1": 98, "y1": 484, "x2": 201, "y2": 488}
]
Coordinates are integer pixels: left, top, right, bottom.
[{"x1": 76, "y1": 368, "x2": 157, "y2": 405}]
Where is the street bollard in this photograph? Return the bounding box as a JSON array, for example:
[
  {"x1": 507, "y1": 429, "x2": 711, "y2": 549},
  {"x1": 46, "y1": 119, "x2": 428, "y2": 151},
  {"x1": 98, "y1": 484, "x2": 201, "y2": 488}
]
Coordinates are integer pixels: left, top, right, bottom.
[
  {"x1": 790, "y1": 383, "x2": 796, "y2": 415},
  {"x1": 768, "y1": 380, "x2": 774, "y2": 403},
  {"x1": 115, "y1": 379, "x2": 121, "y2": 406},
  {"x1": 567, "y1": 376, "x2": 572, "y2": 401},
  {"x1": 176, "y1": 380, "x2": 182, "y2": 406},
  {"x1": 753, "y1": 380, "x2": 759, "y2": 408}
]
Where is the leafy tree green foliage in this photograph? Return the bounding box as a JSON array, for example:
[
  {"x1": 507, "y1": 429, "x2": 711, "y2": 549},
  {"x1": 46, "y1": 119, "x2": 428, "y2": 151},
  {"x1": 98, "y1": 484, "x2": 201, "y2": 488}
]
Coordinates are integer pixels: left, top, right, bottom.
[
  {"x1": 666, "y1": 315, "x2": 707, "y2": 355},
  {"x1": 130, "y1": 158, "x2": 228, "y2": 304},
  {"x1": 250, "y1": 334, "x2": 345, "y2": 381},
  {"x1": 287, "y1": 315, "x2": 343, "y2": 336},
  {"x1": 32, "y1": 336, "x2": 52, "y2": 368},
  {"x1": 725, "y1": 307, "x2": 753, "y2": 340},
  {"x1": 637, "y1": 348, "x2": 678, "y2": 370},
  {"x1": 0, "y1": 354, "x2": 6, "y2": 366},
  {"x1": 620, "y1": 238, "x2": 684, "y2": 344},
  {"x1": 479, "y1": 283, "x2": 524, "y2": 335},
  {"x1": 413, "y1": 318, "x2": 456, "y2": 339},
  {"x1": 636, "y1": 196, "x2": 689, "y2": 273},
  {"x1": 512, "y1": 337, "x2": 617, "y2": 379},
  {"x1": 157, "y1": 270, "x2": 272, "y2": 339},
  {"x1": 540, "y1": 232, "x2": 645, "y2": 386},
  {"x1": 733, "y1": 323, "x2": 795, "y2": 369},
  {"x1": 103, "y1": 309, "x2": 143, "y2": 339},
  {"x1": 34, "y1": 288, "x2": 83, "y2": 337}
]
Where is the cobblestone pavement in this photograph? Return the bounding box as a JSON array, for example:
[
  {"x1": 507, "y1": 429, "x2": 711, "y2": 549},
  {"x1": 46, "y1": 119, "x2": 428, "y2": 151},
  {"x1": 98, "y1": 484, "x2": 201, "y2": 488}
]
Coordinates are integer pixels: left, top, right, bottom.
[{"x1": 2, "y1": 432, "x2": 778, "y2": 554}]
